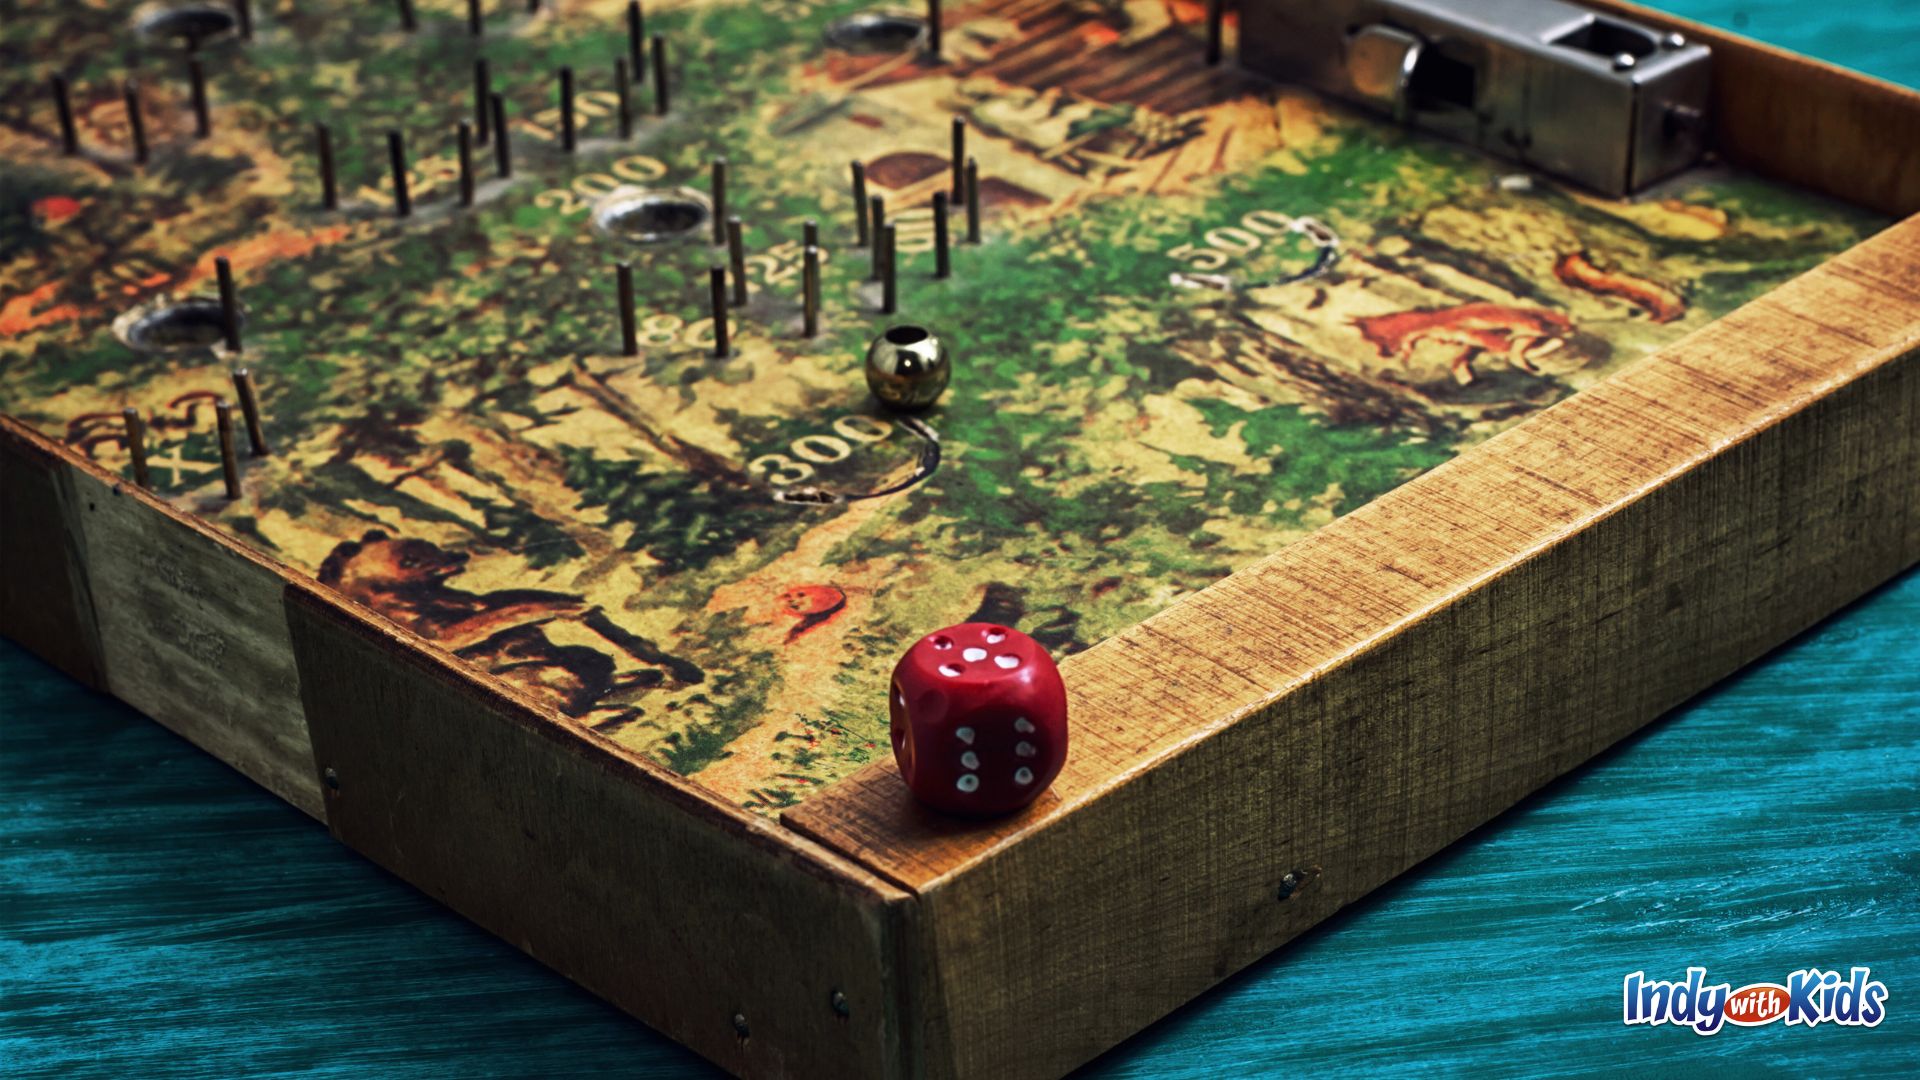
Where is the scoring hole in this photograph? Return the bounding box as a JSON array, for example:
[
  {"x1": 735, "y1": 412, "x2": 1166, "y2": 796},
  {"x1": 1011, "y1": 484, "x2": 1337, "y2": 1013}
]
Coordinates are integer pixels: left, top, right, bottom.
[
  {"x1": 962, "y1": 646, "x2": 987, "y2": 662},
  {"x1": 939, "y1": 663, "x2": 964, "y2": 677},
  {"x1": 931, "y1": 635, "x2": 954, "y2": 650},
  {"x1": 983, "y1": 628, "x2": 1007, "y2": 643},
  {"x1": 994, "y1": 654, "x2": 1020, "y2": 669}
]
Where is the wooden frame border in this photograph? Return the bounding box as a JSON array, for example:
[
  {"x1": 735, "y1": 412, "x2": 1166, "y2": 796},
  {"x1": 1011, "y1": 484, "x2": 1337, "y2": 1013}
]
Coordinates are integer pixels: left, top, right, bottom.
[
  {"x1": 0, "y1": 417, "x2": 921, "y2": 1075},
  {"x1": 784, "y1": 184, "x2": 1920, "y2": 1080},
  {"x1": 2, "y1": 6, "x2": 1917, "y2": 1078}
]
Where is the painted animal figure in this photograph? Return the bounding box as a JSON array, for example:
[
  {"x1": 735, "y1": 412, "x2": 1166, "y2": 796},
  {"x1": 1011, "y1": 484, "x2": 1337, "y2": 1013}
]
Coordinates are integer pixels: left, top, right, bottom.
[
  {"x1": 1354, "y1": 302, "x2": 1580, "y2": 385},
  {"x1": 316, "y1": 530, "x2": 584, "y2": 651}
]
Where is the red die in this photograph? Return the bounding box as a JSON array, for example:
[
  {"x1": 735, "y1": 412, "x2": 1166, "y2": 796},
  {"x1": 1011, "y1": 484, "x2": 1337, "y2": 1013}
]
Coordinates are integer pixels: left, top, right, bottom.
[{"x1": 889, "y1": 623, "x2": 1068, "y2": 815}]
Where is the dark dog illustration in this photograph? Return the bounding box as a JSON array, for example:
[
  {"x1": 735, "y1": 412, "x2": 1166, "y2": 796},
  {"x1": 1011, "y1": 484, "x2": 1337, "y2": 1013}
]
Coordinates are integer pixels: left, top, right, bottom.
[{"x1": 317, "y1": 529, "x2": 583, "y2": 650}]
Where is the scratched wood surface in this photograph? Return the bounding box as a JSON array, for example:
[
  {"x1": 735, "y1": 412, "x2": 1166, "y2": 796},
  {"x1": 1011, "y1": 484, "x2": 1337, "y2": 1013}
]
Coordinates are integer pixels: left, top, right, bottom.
[
  {"x1": 784, "y1": 190, "x2": 1920, "y2": 1078},
  {"x1": 3, "y1": 570, "x2": 1913, "y2": 1077}
]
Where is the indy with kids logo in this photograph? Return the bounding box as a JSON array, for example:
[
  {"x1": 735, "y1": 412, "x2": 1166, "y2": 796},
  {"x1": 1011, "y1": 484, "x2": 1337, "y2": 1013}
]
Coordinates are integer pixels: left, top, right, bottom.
[{"x1": 1624, "y1": 967, "x2": 1889, "y2": 1035}]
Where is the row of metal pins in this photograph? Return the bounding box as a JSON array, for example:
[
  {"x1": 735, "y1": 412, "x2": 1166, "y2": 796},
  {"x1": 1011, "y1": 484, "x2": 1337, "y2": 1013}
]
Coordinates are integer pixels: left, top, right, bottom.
[
  {"x1": 614, "y1": 175, "x2": 964, "y2": 354},
  {"x1": 120, "y1": 366, "x2": 269, "y2": 496},
  {"x1": 325, "y1": 34, "x2": 670, "y2": 214},
  {"x1": 395, "y1": 0, "x2": 546, "y2": 35},
  {"x1": 849, "y1": 160, "x2": 982, "y2": 253},
  {"x1": 50, "y1": 64, "x2": 205, "y2": 160}
]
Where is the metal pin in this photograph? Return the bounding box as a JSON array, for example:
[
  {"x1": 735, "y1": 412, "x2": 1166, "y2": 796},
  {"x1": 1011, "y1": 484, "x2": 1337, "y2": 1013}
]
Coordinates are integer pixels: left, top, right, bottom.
[
  {"x1": 627, "y1": 1, "x2": 646, "y2": 77},
  {"x1": 457, "y1": 121, "x2": 475, "y2": 207},
  {"x1": 950, "y1": 116, "x2": 965, "y2": 201},
  {"x1": 933, "y1": 191, "x2": 950, "y2": 279},
  {"x1": 467, "y1": 0, "x2": 483, "y2": 36},
  {"x1": 214, "y1": 401, "x2": 242, "y2": 499},
  {"x1": 231, "y1": 368, "x2": 269, "y2": 456},
  {"x1": 558, "y1": 66, "x2": 576, "y2": 153},
  {"x1": 710, "y1": 158, "x2": 727, "y2": 245},
  {"x1": 474, "y1": 58, "x2": 491, "y2": 144},
  {"x1": 316, "y1": 122, "x2": 338, "y2": 209},
  {"x1": 802, "y1": 244, "x2": 820, "y2": 338},
  {"x1": 965, "y1": 156, "x2": 980, "y2": 243},
  {"x1": 188, "y1": 60, "x2": 211, "y2": 138},
  {"x1": 709, "y1": 266, "x2": 729, "y2": 359},
  {"x1": 727, "y1": 217, "x2": 748, "y2": 306},
  {"x1": 397, "y1": 0, "x2": 416, "y2": 32},
  {"x1": 868, "y1": 194, "x2": 885, "y2": 279},
  {"x1": 124, "y1": 81, "x2": 148, "y2": 165},
  {"x1": 851, "y1": 161, "x2": 869, "y2": 244},
  {"x1": 235, "y1": 0, "x2": 253, "y2": 40},
  {"x1": 1206, "y1": 0, "x2": 1223, "y2": 65},
  {"x1": 928, "y1": 0, "x2": 942, "y2": 62},
  {"x1": 651, "y1": 35, "x2": 668, "y2": 115},
  {"x1": 50, "y1": 76, "x2": 78, "y2": 155},
  {"x1": 803, "y1": 218, "x2": 819, "y2": 250},
  {"x1": 615, "y1": 58, "x2": 632, "y2": 139},
  {"x1": 617, "y1": 263, "x2": 638, "y2": 356},
  {"x1": 490, "y1": 94, "x2": 511, "y2": 178},
  {"x1": 881, "y1": 224, "x2": 897, "y2": 314},
  {"x1": 387, "y1": 130, "x2": 411, "y2": 217},
  {"x1": 123, "y1": 408, "x2": 151, "y2": 489},
  {"x1": 214, "y1": 256, "x2": 242, "y2": 354}
]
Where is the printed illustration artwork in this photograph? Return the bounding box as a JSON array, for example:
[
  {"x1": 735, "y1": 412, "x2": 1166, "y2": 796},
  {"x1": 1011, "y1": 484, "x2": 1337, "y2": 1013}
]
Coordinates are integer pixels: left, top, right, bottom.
[{"x1": 1, "y1": 0, "x2": 1885, "y2": 810}]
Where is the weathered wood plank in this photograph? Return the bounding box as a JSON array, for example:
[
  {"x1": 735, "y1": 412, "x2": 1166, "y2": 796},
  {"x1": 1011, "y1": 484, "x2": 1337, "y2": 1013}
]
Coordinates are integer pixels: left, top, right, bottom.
[
  {"x1": 0, "y1": 420, "x2": 102, "y2": 688},
  {"x1": 283, "y1": 582, "x2": 922, "y2": 1079},
  {"x1": 784, "y1": 215, "x2": 1920, "y2": 1077},
  {"x1": 0, "y1": 418, "x2": 321, "y2": 819}
]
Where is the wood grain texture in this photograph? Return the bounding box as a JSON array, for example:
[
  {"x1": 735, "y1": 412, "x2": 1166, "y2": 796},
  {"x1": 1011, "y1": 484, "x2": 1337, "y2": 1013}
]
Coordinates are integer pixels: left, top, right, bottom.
[
  {"x1": 0, "y1": 418, "x2": 321, "y2": 819},
  {"x1": 1587, "y1": 0, "x2": 1920, "y2": 216},
  {"x1": 784, "y1": 215, "x2": 1920, "y2": 1076},
  {"x1": 0, "y1": 420, "x2": 102, "y2": 688},
  {"x1": 283, "y1": 582, "x2": 919, "y2": 1079}
]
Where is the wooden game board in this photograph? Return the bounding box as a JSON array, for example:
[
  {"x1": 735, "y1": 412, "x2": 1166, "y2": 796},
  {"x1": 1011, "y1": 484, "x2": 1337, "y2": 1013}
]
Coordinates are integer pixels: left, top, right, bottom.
[{"x1": 3, "y1": 0, "x2": 1918, "y2": 1076}]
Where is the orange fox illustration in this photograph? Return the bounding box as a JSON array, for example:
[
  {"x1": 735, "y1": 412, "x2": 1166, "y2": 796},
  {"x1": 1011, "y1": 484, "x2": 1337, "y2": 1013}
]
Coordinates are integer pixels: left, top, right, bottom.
[{"x1": 1354, "y1": 302, "x2": 1579, "y2": 385}]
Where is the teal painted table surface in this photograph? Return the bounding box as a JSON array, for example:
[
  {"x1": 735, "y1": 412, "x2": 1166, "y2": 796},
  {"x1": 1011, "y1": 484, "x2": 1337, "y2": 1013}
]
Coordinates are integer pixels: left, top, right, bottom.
[{"x1": 6, "y1": 4, "x2": 1920, "y2": 1077}]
